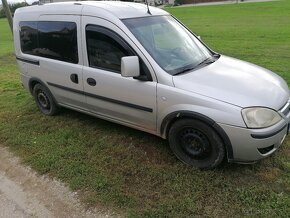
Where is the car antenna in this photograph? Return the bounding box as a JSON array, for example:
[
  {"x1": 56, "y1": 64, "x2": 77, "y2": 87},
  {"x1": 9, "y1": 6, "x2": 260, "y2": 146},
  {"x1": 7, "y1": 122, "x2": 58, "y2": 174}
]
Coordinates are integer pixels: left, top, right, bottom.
[{"x1": 145, "y1": 0, "x2": 152, "y2": 15}]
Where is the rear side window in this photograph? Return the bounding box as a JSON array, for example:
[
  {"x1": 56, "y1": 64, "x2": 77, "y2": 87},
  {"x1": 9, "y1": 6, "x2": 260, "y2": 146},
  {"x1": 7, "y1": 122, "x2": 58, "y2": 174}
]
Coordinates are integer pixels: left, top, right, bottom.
[
  {"x1": 37, "y1": 21, "x2": 78, "y2": 63},
  {"x1": 19, "y1": 21, "x2": 78, "y2": 64},
  {"x1": 20, "y1": 21, "x2": 38, "y2": 55}
]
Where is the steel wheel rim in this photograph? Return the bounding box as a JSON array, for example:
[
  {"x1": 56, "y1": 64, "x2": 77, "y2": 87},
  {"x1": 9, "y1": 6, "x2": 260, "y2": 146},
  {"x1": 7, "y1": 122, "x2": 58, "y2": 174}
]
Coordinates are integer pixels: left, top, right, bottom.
[
  {"x1": 37, "y1": 91, "x2": 50, "y2": 109},
  {"x1": 178, "y1": 127, "x2": 211, "y2": 160}
]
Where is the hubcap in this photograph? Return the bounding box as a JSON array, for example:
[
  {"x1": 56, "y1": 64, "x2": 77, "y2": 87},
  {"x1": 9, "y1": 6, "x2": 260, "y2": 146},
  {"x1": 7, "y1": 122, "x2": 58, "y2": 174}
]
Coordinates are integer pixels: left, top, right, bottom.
[{"x1": 179, "y1": 128, "x2": 211, "y2": 159}]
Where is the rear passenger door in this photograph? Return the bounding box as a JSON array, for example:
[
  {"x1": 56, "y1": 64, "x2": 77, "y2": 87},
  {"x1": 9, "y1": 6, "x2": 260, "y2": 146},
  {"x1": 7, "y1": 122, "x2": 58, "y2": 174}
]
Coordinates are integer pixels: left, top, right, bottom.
[
  {"x1": 37, "y1": 15, "x2": 85, "y2": 109},
  {"x1": 82, "y1": 17, "x2": 157, "y2": 131}
]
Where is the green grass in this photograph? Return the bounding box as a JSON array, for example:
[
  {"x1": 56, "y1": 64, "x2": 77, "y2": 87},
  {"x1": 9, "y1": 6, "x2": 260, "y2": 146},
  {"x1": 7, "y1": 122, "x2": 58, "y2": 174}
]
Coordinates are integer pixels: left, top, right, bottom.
[
  {"x1": 0, "y1": 19, "x2": 14, "y2": 56},
  {"x1": 0, "y1": 1, "x2": 290, "y2": 217}
]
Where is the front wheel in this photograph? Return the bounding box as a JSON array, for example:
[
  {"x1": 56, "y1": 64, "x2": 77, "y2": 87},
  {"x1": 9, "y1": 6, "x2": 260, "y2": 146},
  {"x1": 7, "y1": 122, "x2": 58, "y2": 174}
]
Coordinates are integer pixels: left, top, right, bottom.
[
  {"x1": 32, "y1": 83, "x2": 59, "y2": 116},
  {"x1": 168, "y1": 119, "x2": 225, "y2": 169}
]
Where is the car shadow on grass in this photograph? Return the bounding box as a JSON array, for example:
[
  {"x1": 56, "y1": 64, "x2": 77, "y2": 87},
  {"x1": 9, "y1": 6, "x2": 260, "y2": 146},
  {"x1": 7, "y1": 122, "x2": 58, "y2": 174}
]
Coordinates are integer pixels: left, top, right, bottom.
[{"x1": 56, "y1": 106, "x2": 274, "y2": 172}]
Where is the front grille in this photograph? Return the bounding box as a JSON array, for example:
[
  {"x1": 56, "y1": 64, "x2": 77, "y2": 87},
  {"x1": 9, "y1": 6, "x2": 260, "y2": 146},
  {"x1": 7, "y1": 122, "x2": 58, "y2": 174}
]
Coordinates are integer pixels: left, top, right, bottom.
[{"x1": 258, "y1": 145, "x2": 274, "y2": 154}]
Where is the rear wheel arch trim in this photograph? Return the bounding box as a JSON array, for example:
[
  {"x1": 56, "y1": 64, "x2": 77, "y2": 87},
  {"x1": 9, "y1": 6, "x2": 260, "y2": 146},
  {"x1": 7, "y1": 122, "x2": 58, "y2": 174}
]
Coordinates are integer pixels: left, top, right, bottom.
[
  {"x1": 160, "y1": 111, "x2": 234, "y2": 160},
  {"x1": 28, "y1": 78, "x2": 58, "y2": 105},
  {"x1": 28, "y1": 77, "x2": 46, "y2": 94}
]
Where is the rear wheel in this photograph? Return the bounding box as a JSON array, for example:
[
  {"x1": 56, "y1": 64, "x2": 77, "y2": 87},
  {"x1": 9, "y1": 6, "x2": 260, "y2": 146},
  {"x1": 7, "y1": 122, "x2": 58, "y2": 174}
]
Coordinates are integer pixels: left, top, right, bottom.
[
  {"x1": 32, "y1": 83, "x2": 58, "y2": 116},
  {"x1": 168, "y1": 119, "x2": 225, "y2": 169}
]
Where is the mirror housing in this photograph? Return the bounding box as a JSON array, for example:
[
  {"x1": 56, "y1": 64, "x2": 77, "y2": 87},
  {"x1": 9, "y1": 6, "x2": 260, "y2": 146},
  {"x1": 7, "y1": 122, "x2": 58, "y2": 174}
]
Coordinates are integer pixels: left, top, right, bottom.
[
  {"x1": 197, "y1": 35, "x2": 201, "y2": 40},
  {"x1": 121, "y1": 56, "x2": 140, "y2": 78}
]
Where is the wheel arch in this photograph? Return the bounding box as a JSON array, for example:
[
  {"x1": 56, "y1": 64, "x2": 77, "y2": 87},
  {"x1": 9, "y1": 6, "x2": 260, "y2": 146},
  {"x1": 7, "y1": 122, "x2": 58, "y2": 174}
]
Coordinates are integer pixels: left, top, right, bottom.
[{"x1": 160, "y1": 111, "x2": 234, "y2": 161}]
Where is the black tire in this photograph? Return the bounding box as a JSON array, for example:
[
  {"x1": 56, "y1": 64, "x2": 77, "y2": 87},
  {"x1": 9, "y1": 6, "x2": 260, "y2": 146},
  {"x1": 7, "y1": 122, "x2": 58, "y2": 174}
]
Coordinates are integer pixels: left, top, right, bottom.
[
  {"x1": 168, "y1": 119, "x2": 225, "y2": 169},
  {"x1": 32, "y1": 83, "x2": 58, "y2": 116}
]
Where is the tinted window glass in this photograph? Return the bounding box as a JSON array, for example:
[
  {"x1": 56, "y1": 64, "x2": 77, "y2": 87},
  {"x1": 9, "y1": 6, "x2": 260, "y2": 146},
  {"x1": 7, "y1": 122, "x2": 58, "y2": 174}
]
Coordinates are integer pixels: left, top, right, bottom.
[
  {"x1": 86, "y1": 30, "x2": 129, "y2": 72},
  {"x1": 20, "y1": 21, "x2": 38, "y2": 55},
  {"x1": 37, "y1": 21, "x2": 78, "y2": 63}
]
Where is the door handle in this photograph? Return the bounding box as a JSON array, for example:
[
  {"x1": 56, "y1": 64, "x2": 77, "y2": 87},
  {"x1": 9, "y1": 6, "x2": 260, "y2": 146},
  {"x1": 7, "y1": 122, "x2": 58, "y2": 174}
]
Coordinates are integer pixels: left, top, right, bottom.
[
  {"x1": 87, "y1": 78, "x2": 96, "y2": 86},
  {"x1": 70, "y1": 74, "x2": 78, "y2": 84}
]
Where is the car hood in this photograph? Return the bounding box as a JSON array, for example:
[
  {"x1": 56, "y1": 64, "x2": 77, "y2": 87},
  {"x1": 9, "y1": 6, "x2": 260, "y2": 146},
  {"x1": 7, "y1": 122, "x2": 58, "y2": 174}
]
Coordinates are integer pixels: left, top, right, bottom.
[{"x1": 173, "y1": 55, "x2": 289, "y2": 110}]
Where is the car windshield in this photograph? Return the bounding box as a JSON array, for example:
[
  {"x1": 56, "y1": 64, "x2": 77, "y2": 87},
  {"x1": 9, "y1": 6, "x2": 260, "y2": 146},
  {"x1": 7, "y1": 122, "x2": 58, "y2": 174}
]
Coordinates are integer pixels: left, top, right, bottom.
[{"x1": 122, "y1": 16, "x2": 214, "y2": 75}]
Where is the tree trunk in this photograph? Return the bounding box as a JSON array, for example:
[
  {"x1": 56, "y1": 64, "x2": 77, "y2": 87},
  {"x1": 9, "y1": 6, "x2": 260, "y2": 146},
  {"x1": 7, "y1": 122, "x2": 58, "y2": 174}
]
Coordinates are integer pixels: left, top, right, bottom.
[{"x1": 1, "y1": 0, "x2": 13, "y2": 34}]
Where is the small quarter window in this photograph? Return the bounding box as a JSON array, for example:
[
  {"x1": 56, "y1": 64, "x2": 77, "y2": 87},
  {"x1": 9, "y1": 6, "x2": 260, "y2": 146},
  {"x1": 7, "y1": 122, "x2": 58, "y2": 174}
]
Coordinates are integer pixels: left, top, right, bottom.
[{"x1": 19, "y1": 21, "x2": 38, "y2": 55}]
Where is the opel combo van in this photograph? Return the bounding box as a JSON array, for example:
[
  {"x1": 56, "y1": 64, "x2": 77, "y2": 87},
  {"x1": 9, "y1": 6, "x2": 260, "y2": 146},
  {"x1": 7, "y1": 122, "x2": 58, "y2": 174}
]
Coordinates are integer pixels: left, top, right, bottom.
[{"x1": 13, "y1": 1, "x2": 290, "y2": 169}]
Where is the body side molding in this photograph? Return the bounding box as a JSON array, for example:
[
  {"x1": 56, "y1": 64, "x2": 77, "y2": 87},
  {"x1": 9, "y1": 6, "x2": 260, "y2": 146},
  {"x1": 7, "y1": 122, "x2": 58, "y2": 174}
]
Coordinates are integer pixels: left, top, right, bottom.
[
  {"x1": 16, "y1": 56, "x2": 40, "y2": 65},
  {"x1": 47, "y1": 82, "x2": 153, "y2": 113}
]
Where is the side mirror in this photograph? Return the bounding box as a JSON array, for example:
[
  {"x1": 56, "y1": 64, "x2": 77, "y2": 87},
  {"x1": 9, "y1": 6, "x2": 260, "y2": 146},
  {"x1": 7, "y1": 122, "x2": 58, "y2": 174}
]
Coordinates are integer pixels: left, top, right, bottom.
[
  {"x1": 121, "y1": 56, "x2": 140, "y2": 78},
  {"x1": 197, "y1": 35, "x2": 201, "y2": 40}
]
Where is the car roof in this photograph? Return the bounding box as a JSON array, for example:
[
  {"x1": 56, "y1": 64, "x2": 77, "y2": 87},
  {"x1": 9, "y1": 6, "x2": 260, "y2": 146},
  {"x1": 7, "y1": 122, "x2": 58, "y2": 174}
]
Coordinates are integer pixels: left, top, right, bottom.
[
  {"x1": 82, "y1": 1, "x2": 168, "y2": 19},
  {"x1": 15, "y1": 1, "x2": 168, "y2": 20}
]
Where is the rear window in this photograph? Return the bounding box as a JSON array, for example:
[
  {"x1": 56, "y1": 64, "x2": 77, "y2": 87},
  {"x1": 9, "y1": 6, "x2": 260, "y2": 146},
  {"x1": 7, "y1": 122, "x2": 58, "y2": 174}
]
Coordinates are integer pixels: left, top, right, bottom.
[{"x1": 19, "y1": 21, "x2": 78, "y2": 64}]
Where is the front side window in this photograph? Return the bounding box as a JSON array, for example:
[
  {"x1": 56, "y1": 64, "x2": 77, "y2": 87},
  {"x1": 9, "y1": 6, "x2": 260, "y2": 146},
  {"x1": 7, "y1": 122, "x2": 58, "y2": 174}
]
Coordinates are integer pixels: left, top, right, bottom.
[
  {"x1": 19, "y1": 21, "x2": 78, "y2": 64},
  {"x1": 123, "y1": 16, "x2": 213, "y2": 75},
  {"x1": 86, "y1": 27, "x2": 130, "y2": 72}
]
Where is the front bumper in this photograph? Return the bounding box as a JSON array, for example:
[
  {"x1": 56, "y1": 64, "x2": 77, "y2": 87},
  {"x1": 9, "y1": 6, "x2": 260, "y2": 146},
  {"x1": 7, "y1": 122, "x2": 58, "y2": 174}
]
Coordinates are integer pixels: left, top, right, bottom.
[{"x1": 220, "y1": 99, "x2": 290, "y2": 163}]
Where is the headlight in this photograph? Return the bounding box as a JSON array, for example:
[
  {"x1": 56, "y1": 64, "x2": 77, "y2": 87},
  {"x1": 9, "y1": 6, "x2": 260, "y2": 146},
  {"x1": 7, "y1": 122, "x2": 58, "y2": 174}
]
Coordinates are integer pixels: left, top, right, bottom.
[{"x1": 242, "y1": 107, "x2": 282, "y2": 128}]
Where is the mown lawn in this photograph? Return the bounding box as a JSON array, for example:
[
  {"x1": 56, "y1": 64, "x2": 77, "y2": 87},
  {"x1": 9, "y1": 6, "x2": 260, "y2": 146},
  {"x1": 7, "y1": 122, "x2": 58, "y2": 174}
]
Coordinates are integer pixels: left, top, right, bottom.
[{"x1": 0, "y1": 1, "x2": 289, "y2": 217}]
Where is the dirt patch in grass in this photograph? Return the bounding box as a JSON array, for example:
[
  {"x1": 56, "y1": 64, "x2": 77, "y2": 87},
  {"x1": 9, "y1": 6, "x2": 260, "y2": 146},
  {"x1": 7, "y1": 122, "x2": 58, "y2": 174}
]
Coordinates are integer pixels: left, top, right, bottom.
[{"x1": 0, "y1": 145, "x2": 116, "y2": 217}]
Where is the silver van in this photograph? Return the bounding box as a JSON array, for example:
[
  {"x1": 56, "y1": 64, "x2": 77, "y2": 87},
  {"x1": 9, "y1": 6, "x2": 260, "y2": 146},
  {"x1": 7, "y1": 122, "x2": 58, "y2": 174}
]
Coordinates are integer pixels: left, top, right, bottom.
[{"x1": 13, "y1": 1, "x2": 289, "y2": 169}]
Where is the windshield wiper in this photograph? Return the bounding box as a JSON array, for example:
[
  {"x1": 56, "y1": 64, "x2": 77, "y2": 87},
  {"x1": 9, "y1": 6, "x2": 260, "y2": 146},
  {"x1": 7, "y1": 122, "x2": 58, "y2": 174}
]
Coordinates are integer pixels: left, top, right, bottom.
[
  {"x1": 212, "y1": 53, "x2": 220, "y2": 58},
  {"x1": 173, "y1": 66, "x2": 196, "y2": 76},
  {"x1": 173, "y1": 57, "x2": 216, "y2": 76},
  {"x1": 195, "y1": 57, "x2": 216, "y2": 68}
]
